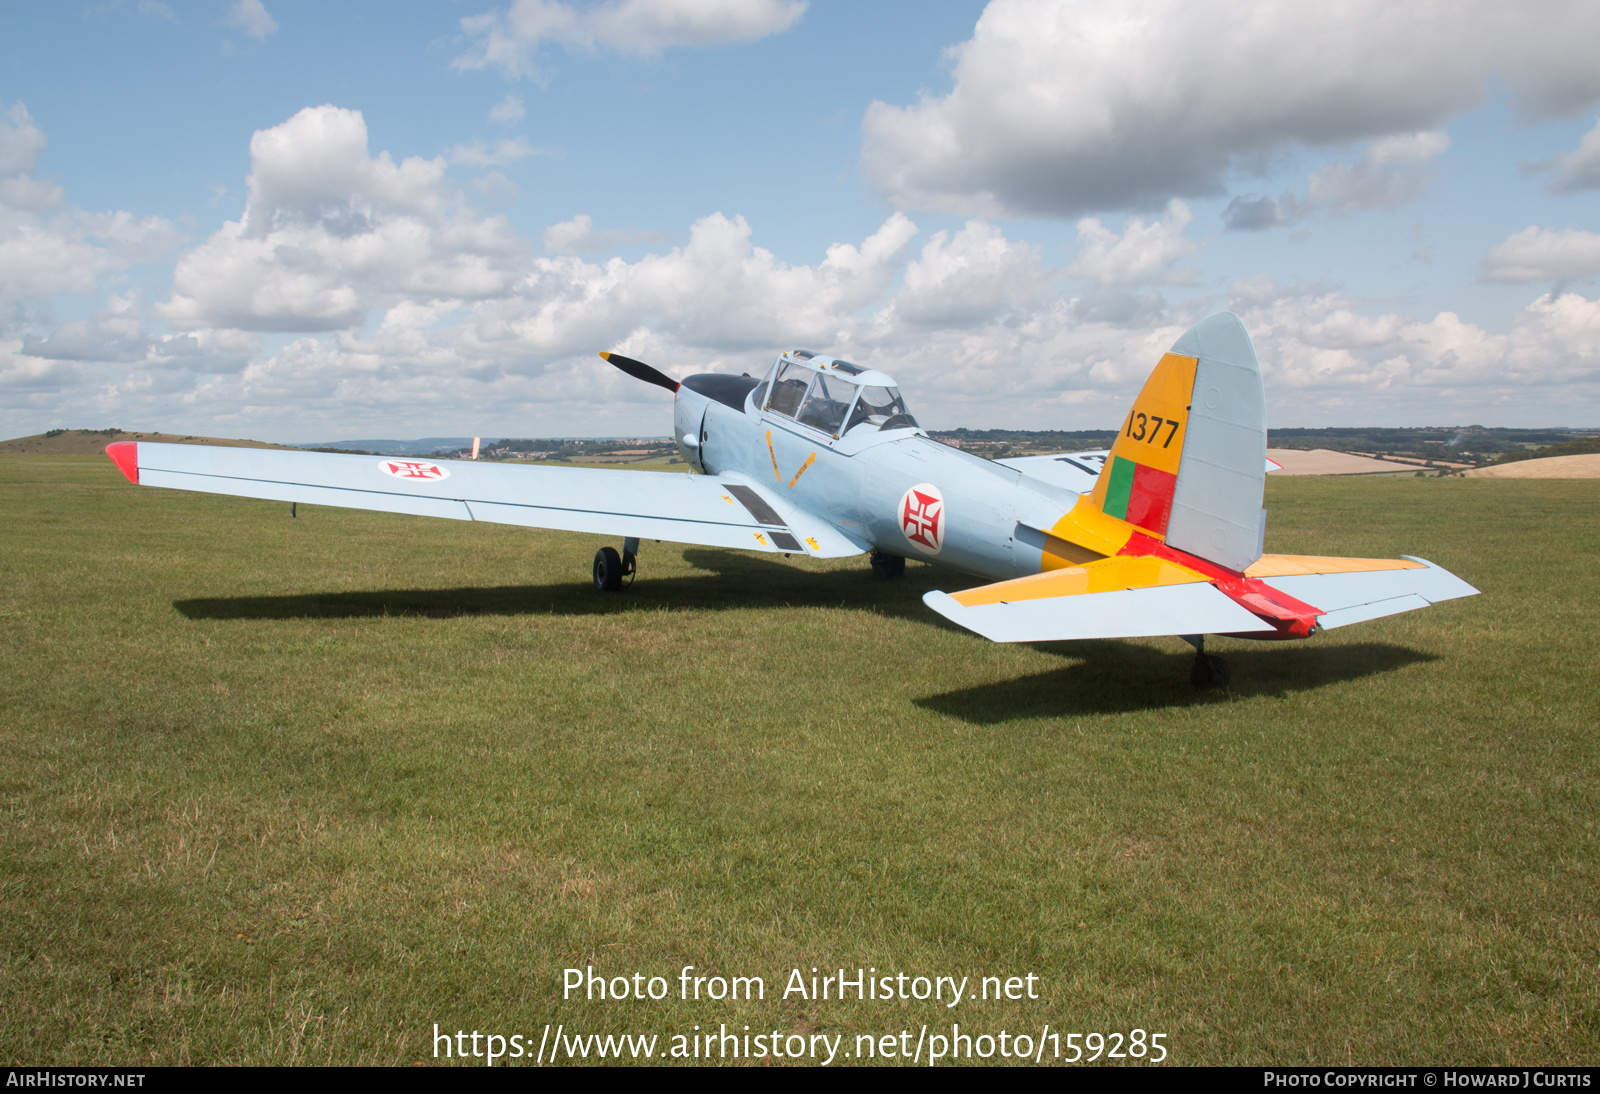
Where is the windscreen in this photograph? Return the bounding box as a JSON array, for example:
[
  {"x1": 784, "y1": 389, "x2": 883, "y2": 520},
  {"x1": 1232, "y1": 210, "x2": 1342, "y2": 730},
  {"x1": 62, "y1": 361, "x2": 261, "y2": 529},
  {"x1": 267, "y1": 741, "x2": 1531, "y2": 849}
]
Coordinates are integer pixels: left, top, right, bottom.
[{"x1": 845, "y1": 386, "x2": 917, "y2": 432}]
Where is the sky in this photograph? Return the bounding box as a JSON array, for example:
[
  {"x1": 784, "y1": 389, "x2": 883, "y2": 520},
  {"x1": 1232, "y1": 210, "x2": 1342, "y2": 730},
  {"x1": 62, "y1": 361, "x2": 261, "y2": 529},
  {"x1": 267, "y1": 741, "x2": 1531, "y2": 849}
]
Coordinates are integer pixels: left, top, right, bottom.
[{"x1": 2, "y1": 0, "x2": 1599, "y2": 443}]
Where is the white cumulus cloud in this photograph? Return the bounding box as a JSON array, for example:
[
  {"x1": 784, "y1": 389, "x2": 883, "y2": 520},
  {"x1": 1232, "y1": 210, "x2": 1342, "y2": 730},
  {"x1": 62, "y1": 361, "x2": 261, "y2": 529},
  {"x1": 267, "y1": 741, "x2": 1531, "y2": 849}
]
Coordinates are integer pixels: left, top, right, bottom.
[
  {"x1": 156, "y1": 106, "x2": 529, "y2": 332},
  {"x1": 0, "y1": 101, "x2": 178, "y2": 325},
  {"x1": 892, "y1": 220, "x2": 1051, "y2": 328},
  {"x1": 862, "y1": 0, "x2": 1600, "y2": 218},
  {"x1": 1068, "y1": 200, "x2": 1197, "y2": 283},
  {"x1": 1479, "y1": 226, "x2": 1600, "y2": 283}
]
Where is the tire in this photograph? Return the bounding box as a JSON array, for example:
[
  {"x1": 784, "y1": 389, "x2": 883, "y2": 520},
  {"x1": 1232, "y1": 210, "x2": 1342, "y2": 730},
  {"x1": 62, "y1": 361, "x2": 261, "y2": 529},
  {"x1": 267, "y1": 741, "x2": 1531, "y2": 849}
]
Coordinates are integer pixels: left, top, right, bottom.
[
  {"x1": 1190, "y1": 654, "x2": 1231, "y2": 690},
  {"x1": 593, "y1": 546, "x2": 623, "y2": 591},
  {"x1": 1209, "y1": 656, "x2": 1231, "y2": 689},
  {"x1": 870, "y1": 550, "x2": 906, "y2": 579}
]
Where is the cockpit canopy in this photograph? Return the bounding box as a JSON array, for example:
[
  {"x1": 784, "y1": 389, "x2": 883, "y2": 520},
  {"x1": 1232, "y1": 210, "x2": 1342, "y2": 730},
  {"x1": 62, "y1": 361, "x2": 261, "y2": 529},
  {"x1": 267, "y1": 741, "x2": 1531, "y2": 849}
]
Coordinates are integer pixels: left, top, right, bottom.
[{"x1": 754, "y1": 352, "x2": 918, "y2": 437}]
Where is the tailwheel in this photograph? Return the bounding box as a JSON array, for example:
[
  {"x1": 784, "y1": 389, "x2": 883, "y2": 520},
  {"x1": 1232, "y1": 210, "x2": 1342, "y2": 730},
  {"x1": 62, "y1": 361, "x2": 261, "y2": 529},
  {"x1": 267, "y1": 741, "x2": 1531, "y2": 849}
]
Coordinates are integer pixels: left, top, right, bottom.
[
  {"x1": 593, "y1": 546, "x2": 624, "y2": 591},
  {"x1": 1190, "y1": 654, "x2": 1231, "y2": 690},
  {"x1": 870, "y1": 550, "x2": 906, "y2": 579}
]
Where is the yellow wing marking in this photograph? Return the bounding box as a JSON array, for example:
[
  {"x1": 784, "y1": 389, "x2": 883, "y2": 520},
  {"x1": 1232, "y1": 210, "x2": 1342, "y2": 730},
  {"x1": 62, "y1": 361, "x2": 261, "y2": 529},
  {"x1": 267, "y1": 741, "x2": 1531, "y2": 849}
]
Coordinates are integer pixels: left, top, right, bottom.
[
  {"x1": 1244, "y1": 555, "x2": 1425, "y2": 578},
  {"x1": 805, "y1": 537, "x2": 820, "y2": 551},
  {"x1": 754, "y1": 532, "x2": 768, "y2": 546}
]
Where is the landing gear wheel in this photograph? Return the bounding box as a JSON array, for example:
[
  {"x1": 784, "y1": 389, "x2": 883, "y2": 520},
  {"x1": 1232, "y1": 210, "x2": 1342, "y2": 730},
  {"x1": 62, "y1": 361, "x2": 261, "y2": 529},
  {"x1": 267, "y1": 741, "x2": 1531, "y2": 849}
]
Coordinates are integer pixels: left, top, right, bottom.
[
  {"x1": 593, "y1": 546, "x2": 624, "y2": 591},
  {"x1": 870, "y1": 550, "x2": 906, "y2": 579},
  {"x1": 1190, "y1": 654, "x2": 1231, "y2": 690}
]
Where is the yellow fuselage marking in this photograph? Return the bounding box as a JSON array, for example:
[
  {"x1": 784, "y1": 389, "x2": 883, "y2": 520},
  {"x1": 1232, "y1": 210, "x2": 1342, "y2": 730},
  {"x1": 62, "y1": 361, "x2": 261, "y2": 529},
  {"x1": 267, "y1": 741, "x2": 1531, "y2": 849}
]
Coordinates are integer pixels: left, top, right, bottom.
[
  {"x1": 1037, "y1": 494, "x2": 1136, "y2": 571},
  {"x1": 788, "y1": 451, "x2": 816, "y2": 488},
  {"x1": 766, "y1": 431, "x2": 780, "y2": 481}
]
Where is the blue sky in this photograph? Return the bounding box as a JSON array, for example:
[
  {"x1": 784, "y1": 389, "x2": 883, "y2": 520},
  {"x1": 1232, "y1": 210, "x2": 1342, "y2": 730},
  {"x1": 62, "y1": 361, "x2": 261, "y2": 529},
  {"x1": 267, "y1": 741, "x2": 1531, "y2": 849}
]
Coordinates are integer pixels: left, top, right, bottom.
[{"x1": 3, "y1": 0, "x2": 1599, "y2": 441}]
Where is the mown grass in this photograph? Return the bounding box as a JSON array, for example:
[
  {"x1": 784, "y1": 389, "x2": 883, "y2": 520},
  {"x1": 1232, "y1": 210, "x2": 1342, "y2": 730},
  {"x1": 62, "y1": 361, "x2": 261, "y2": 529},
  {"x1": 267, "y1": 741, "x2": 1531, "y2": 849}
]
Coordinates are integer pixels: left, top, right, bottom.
[{"x1": 1, "y1": 456, "x2": 1596, "y2": 1065}]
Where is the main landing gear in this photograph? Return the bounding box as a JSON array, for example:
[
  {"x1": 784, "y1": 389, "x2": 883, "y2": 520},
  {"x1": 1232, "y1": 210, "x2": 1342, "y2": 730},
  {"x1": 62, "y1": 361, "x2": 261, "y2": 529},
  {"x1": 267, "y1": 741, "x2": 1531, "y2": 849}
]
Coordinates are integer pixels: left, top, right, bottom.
[
  {"x1": 870, "y1": 550, "x2": 906, "y2": 579},
  {"x1": 593, "y1": 537, "x2": 639, "y2": 591},
  {"x1": 1182, "y1": 635, "x2": 1230, "y2": 690}
]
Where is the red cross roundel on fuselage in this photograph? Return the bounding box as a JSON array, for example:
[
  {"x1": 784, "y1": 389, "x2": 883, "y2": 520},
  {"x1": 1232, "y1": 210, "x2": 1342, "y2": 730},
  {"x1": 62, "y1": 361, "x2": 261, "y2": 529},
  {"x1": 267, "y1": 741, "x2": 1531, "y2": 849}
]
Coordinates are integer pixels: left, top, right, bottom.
[
  {"x1": 900, "y1": 482, "x2": 945, "y2": 555},
  {"x1": 378, "y1": 459, "x2": 451, "y2": 481}
]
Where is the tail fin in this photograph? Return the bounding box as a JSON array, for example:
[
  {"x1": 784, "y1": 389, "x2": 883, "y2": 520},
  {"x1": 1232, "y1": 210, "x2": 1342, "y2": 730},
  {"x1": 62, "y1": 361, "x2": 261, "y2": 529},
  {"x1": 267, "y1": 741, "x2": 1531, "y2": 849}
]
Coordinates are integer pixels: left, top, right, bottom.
[{"x1": 1089, "y1": 312, "x2": 1267, "y2": 572}]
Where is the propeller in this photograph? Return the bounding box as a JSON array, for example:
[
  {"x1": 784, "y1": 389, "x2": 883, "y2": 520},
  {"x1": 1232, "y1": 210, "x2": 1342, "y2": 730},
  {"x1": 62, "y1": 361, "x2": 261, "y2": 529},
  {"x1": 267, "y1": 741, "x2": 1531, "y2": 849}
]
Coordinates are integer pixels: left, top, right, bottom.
[{"x1": 600, "y1": 351, "x2": 679, "y2": 394}]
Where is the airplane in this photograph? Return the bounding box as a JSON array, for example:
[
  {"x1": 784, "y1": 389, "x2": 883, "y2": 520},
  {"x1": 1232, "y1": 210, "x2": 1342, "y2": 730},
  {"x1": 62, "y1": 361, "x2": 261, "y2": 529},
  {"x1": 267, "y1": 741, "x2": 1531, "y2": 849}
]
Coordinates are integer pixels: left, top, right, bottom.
[{"x1": 103, "y1": 312, "x2": 1477, "y2": 688}]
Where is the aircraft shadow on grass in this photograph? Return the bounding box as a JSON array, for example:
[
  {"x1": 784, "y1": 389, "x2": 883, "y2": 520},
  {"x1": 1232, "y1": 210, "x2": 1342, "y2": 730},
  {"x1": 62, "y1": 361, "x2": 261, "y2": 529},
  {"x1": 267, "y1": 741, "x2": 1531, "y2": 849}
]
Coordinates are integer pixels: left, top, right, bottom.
[
  {"x1": 916, "y1": 641, "x2": 1438, "y2": 721},
  {"x1": 171, "y1": 548, "x2": 949, "y2": 625},
  {"x1": 172, "y1": 548, "x2": 1435, "y2": 715}
]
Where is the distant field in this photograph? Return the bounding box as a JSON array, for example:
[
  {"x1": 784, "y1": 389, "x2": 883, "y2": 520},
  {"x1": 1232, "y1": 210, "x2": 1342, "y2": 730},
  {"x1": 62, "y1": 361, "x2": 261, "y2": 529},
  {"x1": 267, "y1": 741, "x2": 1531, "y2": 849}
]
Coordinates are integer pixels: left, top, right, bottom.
[
  {"x1": 0, "y1": 429, "x2": 294, "y2": 457},
  {"x1": 1, "y1": 456, "x2": 1595, "y2": 1066}
]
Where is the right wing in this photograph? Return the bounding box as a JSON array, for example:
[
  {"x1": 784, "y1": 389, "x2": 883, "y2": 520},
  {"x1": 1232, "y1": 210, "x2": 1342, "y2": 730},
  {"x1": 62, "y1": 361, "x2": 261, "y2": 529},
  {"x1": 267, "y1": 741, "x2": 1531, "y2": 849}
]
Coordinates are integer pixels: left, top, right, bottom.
[
  {"x1": 107, "y1": 442, "x2": 866, "y2": 558},
  {"x1": 997, "y1": 449, "x2": 1282, "y2": 496}
]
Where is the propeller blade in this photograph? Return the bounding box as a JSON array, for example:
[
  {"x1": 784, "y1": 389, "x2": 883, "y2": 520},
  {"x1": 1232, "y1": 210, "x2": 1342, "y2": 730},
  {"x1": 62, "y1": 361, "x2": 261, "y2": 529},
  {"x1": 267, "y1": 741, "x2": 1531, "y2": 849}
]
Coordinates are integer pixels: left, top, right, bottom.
[{"x1": 599, "y1": 351, "x2": 679, "y2": 394}]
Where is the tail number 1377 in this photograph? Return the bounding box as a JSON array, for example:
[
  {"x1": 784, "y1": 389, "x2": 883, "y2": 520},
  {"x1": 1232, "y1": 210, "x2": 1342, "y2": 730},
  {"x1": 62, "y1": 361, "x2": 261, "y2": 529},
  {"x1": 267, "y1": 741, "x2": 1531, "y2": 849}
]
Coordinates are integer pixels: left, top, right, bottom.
[{"x1": 1126, "y1": 410, "x2": 1181, "y2": 448}]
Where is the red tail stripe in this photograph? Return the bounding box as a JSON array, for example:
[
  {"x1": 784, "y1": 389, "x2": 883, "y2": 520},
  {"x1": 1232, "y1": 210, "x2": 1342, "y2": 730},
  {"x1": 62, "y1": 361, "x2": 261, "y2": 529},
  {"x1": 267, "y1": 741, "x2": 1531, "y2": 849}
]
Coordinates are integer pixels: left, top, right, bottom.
[{"x1": 1118, "y1": 532, "x2": 1323, "y2": 633}]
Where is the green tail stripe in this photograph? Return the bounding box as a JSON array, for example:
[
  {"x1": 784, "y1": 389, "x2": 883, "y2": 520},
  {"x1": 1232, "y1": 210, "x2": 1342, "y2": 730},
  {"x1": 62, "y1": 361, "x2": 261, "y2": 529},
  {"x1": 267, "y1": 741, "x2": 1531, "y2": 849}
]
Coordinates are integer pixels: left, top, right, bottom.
[{"x1": 1105, "y1": 456, "x2": 1135, "y2": 520}]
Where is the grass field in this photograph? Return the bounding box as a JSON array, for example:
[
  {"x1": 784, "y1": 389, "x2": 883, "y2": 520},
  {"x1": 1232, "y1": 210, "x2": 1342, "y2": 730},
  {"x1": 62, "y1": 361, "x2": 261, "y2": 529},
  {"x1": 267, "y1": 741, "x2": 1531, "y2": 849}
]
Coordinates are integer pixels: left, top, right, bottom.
[{"x1": 1, "y1": 456, "x2": 1596, "y2": 1066}]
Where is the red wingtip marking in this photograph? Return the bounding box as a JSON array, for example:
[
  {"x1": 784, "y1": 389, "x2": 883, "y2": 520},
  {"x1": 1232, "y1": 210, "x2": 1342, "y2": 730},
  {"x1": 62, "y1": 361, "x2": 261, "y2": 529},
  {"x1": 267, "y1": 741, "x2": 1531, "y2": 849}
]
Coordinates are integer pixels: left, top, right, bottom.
[{"x1": 105, "y1": 442, "x2": 139, "y2": 484}]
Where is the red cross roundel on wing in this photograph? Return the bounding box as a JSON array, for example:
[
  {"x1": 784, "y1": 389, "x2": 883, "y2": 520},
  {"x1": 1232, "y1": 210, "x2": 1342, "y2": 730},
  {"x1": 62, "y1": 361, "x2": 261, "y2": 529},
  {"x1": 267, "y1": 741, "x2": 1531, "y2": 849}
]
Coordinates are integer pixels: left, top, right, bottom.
[
  {"x1": 377, "y1": 459, "x2": 451, "y2": 481},
  {"x1": 899, "y1": 482, "x2": 945, "y2": 555}
]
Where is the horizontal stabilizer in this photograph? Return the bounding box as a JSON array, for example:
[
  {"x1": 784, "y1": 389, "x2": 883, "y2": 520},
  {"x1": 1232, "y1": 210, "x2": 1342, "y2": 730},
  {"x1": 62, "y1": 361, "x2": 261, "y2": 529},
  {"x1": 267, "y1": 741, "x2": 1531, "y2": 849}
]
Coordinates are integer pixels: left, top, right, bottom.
[
  {"x1": 1255, "y1": 555, "x2": 1477, "y2": 630},
  {"x1": 923, "y1": 582, "x2": 1266, "y2": 644}
]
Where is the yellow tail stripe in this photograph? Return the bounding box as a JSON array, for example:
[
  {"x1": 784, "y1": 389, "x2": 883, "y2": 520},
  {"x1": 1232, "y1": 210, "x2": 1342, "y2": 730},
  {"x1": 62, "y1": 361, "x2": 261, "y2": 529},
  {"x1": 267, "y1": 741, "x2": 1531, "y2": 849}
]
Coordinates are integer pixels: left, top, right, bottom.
[
  {"x1": 950, "y1": 554, "x2": 1205, "y2": 607},
  {"x1": 1244, "y1": 555, "x2": 1424, "y2": 578}
]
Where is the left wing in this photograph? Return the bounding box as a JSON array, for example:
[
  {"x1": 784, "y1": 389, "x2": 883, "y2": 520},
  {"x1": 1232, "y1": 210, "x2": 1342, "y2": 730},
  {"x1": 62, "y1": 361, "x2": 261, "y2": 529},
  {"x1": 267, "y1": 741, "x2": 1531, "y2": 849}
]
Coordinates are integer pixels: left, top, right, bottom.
[
  {"x1": 107, "y1": 442, "x2": 867, "y2": 557},
  {"x1": 924, "y1": 552, "x2": 1476, "y2": 643}
]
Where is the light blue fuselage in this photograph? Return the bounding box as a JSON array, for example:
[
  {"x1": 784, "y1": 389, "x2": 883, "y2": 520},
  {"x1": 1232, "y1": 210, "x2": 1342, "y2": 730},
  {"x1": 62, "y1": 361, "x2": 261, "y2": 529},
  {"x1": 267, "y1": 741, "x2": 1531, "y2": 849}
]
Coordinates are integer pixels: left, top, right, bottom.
[{"x1": 672, "y1": 368, "x2": 1080, "y2": 583}]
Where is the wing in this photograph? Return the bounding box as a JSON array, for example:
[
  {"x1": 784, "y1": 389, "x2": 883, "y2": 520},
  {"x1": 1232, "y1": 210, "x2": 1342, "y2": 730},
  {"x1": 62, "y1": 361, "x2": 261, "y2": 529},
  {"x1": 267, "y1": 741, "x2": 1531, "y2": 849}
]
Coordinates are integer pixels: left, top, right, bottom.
[
  {"x1": 997, "y1": 450, "x2": 1282, "y2": 496},
  {"x1": 924, "y1": 551, "x2": 1476, "y2": 643},
  {"x1": 994, "y1": 450, "x2": 1108, "y2": 494},
  {"x1": 107, "y1": 442, "x2": 866, "y2": 558}
]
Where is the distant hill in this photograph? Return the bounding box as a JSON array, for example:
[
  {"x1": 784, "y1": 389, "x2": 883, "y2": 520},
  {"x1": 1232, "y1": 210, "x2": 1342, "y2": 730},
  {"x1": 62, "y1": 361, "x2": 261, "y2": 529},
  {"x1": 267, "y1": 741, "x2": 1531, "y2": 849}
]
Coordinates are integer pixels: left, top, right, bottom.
[
  {"x1": 0, "y1": 429, "x2": 295, "y2": 456},
  {"x1": 1489, "y1": 436, "x2": 1600, "y2": 464},
  {"x1": 302, "y1": 437, "x2": 492, "y2": 456}
]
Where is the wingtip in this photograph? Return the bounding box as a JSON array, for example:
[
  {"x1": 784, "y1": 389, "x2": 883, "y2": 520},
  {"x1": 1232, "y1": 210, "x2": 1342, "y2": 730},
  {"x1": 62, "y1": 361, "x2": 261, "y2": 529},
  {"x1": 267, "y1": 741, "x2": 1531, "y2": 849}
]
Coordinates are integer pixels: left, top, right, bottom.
[{"x1": 105, "y1": 441, "x2": 138, "y2": 484}]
